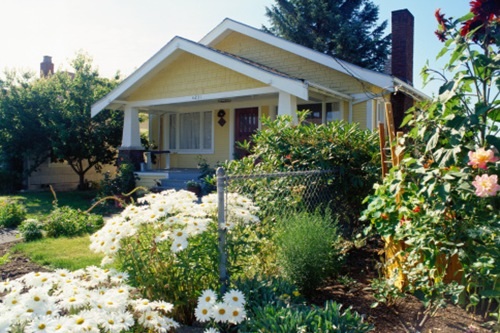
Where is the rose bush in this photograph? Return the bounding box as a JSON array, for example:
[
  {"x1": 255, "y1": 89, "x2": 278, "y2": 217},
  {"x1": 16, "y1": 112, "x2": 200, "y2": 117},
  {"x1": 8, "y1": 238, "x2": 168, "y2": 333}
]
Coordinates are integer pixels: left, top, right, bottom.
[{"x1": 362, "y1": 0, "x2": 500, "y2": 321}]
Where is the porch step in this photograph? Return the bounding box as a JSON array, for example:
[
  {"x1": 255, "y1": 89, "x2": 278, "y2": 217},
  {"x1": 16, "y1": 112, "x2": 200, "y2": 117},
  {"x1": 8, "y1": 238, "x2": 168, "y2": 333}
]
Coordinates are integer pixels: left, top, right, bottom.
[{"x1": 159, "y1": 178, "x2": 189, "y2": 191}]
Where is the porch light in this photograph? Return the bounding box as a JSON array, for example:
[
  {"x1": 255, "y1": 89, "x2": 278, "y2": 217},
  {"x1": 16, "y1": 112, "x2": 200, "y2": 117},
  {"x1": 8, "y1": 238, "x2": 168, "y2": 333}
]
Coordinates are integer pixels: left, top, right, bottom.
[{"x1": 218, "y1": 109, "x2": 226, "y2": 127}]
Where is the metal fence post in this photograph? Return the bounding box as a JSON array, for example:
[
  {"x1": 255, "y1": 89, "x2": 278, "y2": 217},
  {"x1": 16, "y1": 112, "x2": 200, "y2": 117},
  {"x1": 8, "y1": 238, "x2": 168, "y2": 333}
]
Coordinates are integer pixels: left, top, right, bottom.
[{"x1": 216, "y1": 167, "x2": 228, "y2": 294}]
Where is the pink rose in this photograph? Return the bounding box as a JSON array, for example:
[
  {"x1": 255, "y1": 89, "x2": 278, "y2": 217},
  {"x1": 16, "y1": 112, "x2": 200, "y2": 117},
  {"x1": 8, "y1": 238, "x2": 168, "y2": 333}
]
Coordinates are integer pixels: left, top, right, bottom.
[
  {"x1": 472, "y1": 174, "x2": 500, "y2": 197},
  {"x1": 468, "y1": 148, "x2": 498, "y2": 169}
]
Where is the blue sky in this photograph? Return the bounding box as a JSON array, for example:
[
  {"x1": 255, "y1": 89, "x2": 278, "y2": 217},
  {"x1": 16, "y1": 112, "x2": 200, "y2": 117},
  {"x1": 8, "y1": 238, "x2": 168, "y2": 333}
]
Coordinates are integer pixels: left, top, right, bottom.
[{"x1": 0, "y1": 0, "x2": 471, "y2": 96}]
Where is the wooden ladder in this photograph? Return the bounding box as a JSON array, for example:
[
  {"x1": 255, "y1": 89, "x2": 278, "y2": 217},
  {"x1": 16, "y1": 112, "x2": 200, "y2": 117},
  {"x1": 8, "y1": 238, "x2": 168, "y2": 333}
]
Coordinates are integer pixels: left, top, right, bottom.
[{"x1": 378, "y1": 102, "x2": 404, "y2": 176}]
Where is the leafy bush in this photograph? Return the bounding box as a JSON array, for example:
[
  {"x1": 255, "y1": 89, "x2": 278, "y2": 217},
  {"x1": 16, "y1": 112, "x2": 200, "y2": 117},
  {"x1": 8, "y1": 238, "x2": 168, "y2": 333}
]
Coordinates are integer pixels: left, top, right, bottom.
[
  {"x1": 240, "y1": 300, "x2": 372, "y2": 333},
  {"x1": 0, "y1": 201, "x2": 26, "y2": 228},
  {"x1": 44, "y1": 206, "x2": 104, "y2": 238},
  {"x1": 18, "y1": 218, "x2": 43, "y2": 242},
  {"x1": 233, "y1": 275, "x2": 304, "y2": 311},
  {"x1": 362, "y1": 3, "x2": 500, "y2": 318},
  {"x1": 275, "y1": 210, "x2": 342, "y2": 295},
  {"x1": 97, "y1": 162, "x2": 137, "y2": 200},
  {"x1": 225, "y1": 112, "x2": 380, "y2": 234}
]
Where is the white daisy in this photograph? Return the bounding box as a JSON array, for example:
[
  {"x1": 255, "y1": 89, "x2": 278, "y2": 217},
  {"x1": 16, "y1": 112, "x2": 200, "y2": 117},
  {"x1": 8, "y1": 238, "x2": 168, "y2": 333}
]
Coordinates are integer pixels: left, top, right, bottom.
[
  {"x1": 199, "y1": 289, "x2": 218, "y2": 304},
  {"x1": 194, "y1": 301, "x2": 213, "y2": 322},
  {"x1": 227, "y1": 305, "x2": 247, "y2": 324},
  {"x1": 212, "y1": 302, "x2": 230, "y2": 323},
  {"x1": 222, "y1": 289, "x2": 246, "y2": 307}
]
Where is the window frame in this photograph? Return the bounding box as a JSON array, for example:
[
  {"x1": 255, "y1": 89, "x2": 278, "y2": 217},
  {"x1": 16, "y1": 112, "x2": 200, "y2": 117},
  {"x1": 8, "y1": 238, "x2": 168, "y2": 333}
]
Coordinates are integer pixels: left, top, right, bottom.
[
  {"x1": 166, "y1": 110, "x2": 214, "y2": 154},
  {"x1": 298, "y1": 100, "x2": 343, "y2": 124}
]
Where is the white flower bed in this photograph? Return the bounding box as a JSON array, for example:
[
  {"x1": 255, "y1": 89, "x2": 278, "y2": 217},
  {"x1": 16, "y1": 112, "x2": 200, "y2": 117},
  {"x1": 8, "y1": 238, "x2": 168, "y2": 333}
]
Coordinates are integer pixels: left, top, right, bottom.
[{"x1": 0, "y1": 267, "x2": 177, "y2": 333}]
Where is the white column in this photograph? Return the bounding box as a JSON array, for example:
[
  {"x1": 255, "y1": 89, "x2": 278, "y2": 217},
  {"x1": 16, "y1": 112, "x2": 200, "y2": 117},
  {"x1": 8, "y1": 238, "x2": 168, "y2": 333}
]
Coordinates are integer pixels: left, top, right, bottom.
[
  {"x1": 121, "y1": 106, "x2": 142, "y2": 148},
  {"x1": 277, "y1": 91, "x2": 298, "y2": 124}
]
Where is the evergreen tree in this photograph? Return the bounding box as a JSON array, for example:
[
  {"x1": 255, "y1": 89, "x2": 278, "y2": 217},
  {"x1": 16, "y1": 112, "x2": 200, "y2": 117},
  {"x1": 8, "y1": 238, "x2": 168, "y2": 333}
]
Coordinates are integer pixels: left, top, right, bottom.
[{"x1": 263, "y1": 0, "x2": 391, "y2": 71}]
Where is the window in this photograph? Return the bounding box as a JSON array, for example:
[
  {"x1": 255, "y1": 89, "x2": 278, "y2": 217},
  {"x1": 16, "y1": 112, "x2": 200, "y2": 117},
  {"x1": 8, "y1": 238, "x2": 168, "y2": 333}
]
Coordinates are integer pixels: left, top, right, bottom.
[
  {"x1": 326, "y1": 102, "x2": 341, "y2": 122},
  {"x1": 299, "y1": 103, "x2": 322, "y2": 124},
  {"x1": 168, "y1": 111, "x2": 213, "y2": 152},
  {"x1": 298, "y1": 101, "x2": 342, "y2": 124}
]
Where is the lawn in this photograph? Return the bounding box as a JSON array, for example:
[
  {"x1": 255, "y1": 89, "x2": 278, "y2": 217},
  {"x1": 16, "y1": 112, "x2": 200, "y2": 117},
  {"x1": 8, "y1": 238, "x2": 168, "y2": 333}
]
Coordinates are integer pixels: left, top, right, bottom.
[
  {"x1": 12, "y1": 235, "x2": 103, "y2": 270},
  {"x1": 0, "y1": 189, "x2": 119, "y2": 220}
]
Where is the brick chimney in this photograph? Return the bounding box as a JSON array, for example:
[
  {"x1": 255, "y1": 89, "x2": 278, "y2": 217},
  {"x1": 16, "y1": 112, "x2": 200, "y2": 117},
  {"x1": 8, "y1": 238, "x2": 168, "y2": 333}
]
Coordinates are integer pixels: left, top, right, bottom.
[
  {"x1": 390, "y1": 9, "x2": 414, "y2": 129},
  {"x1": 40, "y1": 56, "x2": 54, "y2": 77}
]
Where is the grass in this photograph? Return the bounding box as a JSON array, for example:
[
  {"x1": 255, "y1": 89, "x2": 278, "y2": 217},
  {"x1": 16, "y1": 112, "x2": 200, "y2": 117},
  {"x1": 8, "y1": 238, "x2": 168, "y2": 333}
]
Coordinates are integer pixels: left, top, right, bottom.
[
  {"x1": 0, "y1": 190, "x2": 120, "y2": 220},
  {"x1": 12, "y1": 235, "x2": 103, "y2": 271}
]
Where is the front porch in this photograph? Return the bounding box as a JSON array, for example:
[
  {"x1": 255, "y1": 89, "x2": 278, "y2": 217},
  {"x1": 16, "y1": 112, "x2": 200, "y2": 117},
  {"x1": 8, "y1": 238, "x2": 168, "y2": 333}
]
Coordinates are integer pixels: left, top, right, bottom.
[{"x1": 134, "y1": 168, "x2": 201, "y2": 191}]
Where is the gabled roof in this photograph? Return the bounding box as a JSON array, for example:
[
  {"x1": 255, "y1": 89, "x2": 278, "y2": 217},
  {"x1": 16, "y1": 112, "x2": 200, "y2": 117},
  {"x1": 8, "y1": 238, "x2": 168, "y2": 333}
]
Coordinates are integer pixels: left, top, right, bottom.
[
  {"x1": 201, "y1": 18, "x2": 429, "y2": 101},
  {"x1": 201, "y1": 19, "x2": 392, "y2": 89},
  {"x1": 92, "y1": 36, "x2": 309, "y2": 116},
  {"x1": 92, "y1": 18, "x2": 428, "y2": 116}
]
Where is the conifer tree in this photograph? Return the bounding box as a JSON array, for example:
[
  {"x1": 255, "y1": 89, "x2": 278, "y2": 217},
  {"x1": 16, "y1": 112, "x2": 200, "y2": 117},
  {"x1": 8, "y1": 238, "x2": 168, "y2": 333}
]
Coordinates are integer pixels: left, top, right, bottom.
[{"x1": 264, "y1": 0, "x2": 391, "y2": 71}]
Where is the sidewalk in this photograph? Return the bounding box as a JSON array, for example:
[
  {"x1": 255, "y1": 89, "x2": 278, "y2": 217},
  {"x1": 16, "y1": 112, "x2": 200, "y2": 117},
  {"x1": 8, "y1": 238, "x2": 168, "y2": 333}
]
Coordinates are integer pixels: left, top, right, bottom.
[{"x1": 0, "y1": 228, "x2": 20, "y2": 244}]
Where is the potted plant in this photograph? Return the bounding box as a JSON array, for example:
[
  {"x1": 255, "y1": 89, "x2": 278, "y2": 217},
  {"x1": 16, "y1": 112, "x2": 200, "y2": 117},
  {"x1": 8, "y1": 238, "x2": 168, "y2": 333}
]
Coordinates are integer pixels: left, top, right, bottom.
[{"x1": 186, "y1": 180, "x2": 202, "y2": 196}]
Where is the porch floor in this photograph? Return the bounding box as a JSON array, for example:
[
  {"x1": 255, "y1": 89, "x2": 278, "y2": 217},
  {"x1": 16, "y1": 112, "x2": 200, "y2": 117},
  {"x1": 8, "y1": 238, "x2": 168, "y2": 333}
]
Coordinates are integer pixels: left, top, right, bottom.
[{"x1": 135, "y1": 168, "x2": 201, "y2": 191}]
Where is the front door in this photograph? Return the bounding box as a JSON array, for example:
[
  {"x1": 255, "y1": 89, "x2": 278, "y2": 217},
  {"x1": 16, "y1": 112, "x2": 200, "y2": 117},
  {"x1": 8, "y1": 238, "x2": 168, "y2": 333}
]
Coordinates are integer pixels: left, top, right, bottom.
[{"x1": 234, "y1": 107, "x2": 259, "y2": 159}]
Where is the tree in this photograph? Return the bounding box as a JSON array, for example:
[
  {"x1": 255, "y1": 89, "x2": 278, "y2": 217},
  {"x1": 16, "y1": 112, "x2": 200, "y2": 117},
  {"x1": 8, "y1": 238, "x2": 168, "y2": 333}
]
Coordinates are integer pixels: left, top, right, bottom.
[
  {"x1": 48, "y1": 54, "x2": 123, "y2": 189},
  {"x1": 0, "y1": 71, "x2": 54, "y2": 186},
  {"x1": 0, "y1": 53, "x2": 123, "y2": 190},
  {"x1": 263, "y1": 0, "x2": 391, "y2": 71}
]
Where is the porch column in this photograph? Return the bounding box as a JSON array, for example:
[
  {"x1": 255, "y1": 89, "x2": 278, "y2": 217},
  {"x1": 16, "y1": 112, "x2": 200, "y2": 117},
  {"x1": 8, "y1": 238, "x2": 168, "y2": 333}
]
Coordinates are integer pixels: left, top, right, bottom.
[
  {"x1": 119, "y1": 106, "x2": 144, "y2": 170},
  {"x1": 121, "y1": 106, "x2": 142, "y2": 148},
  {"x1": 277, "y1": 91, "x2": 298, "y2": 124}
]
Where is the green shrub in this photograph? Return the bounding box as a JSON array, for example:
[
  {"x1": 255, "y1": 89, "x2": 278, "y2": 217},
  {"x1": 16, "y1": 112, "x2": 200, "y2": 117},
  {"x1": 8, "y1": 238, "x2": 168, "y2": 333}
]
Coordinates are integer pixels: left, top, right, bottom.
[
  {"x1": 233, "y1": 275, "x2": 304, "y2": 311},
  {"x1": 0, "y1": 201, "x2": 26, "y2": 228},
  {"x1": 44, "y1": 206, "x2": 103, "y2": 238},
  {"x1": 19, "y1": 218, "x2": 44, "y2": 242},
  {"x1": 240, "y1": 300, "x2": 373, "y2": 333},
  {"x1": 97, "y1": 162, "x2": 137, "y2": 200},
  {"x1": 225, "y1": 112, "x2": 380, "y2": 234},
  {"x1": 276, "y1": 210, "x2": 342, "y2": 295}
]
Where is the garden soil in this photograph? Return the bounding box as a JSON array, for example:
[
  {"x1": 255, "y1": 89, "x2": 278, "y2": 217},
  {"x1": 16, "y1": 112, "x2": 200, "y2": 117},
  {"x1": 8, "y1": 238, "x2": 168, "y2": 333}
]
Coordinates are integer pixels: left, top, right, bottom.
[{"x1": 0, "y1": 239, "x2": 495, "y2": 333}]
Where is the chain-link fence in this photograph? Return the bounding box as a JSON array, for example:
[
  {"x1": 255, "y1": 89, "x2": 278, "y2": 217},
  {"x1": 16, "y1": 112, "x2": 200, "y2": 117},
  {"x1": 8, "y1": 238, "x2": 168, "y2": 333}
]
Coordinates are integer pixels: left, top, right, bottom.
[
  {"x1": 218, "y1": 168, "x2": 340, "y2": 221},
  {"x1": 215, "y1": 167, "x2": 342, "y2": 292}
]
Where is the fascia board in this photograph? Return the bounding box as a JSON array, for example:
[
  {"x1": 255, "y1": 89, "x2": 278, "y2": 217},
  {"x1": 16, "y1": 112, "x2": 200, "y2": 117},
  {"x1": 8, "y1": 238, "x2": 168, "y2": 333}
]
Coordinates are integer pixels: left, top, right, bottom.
[
  {"x1": 92, "y1": 35, "x2": 308, "y2": 117},
  {"x1": 92, "y1": 37, "x2": 185, "y2": 117},
  {"x1": 200, "y1": 18, "x2": 395, "y2": 91}
]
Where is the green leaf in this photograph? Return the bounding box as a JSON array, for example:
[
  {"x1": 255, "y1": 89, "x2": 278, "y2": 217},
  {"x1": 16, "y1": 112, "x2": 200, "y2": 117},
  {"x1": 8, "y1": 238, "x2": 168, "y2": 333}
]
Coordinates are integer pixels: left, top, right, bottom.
[
  {"x1": 486, "y1": 135, "x2": 500, "y2": 153},
  {"x1": 480, "y1": 290, "x2": 500, "y2": 298},
  {"x1": 426, "y1": 132, "x2": 440, "y2": 152},
  {"x1": 436, "y1": 46, "x2": 450, "y2": 60},
  {"x1": 487, "y1": 108, "x2": 500, "y2": 121}
]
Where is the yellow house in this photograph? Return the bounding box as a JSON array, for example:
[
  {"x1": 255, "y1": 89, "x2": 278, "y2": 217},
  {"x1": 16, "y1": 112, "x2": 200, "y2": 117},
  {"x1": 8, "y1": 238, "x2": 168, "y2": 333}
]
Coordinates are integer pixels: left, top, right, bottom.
[{"x1": 92, "y1": 13, "x2": 427, "y2": 179}]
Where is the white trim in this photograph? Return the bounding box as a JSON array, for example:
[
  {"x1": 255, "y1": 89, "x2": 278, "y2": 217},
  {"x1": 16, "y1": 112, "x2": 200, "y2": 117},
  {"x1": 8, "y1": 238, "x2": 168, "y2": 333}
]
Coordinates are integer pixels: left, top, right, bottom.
[
  {"x1": 92, "y1": 37, "x2": 308, "y2": 116},
  {"x1": 393, "y1": 77, "x2": 430, "y2": 101},
  {"x1": 307, "y1": 81, "x2": 352, "y2": 101},
  {"x1": 128, "y1": 87, "x2": 279, "y2": 108},
  {"x1": 200, "y1": 18, "x2": 394, "y2": 90},
  {"x1": 229, "y1": 108, "x2": 235, "y2": 160},
  {"x1": 366, "y1": 101, "x2": 373, "y2": 131}
]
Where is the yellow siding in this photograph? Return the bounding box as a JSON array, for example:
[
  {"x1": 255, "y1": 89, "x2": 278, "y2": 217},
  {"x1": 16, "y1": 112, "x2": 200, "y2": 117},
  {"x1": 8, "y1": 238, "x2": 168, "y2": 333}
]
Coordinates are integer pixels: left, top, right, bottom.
[
  {"x1": 352, "y1": 103, "x2": 367, "y2": 129},
  {"x1": 28, "y1": 161, "x2": 116, "y2": 191},
  {"x1": 214, "y1": 32, "x2": 377, "y2": 96},
  {"x1": 128, "y1": 53, "x2": 266, "y2": 101}
]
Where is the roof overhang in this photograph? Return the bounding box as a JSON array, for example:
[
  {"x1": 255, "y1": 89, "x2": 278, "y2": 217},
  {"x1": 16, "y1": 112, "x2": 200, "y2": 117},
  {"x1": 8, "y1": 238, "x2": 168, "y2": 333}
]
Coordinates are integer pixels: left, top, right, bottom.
[
  {"x1": 92, "y1": 36, "x2": 309, "y2": 117},
  {"x1": 200, "y1": 18, "x2": 398, "y2": 92}
]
